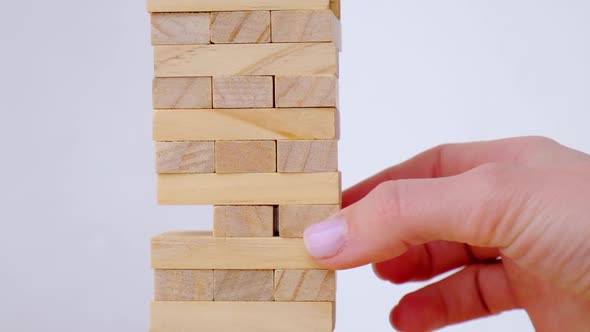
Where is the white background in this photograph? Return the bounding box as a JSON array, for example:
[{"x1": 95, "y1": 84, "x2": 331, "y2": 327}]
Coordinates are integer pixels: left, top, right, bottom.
[{"x1": 0, "y1": 0, "x2": 588, "y2": 331}]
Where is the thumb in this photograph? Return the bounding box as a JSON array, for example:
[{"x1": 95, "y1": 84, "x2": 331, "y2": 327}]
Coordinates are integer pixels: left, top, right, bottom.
[{"x1": 303, "y1": 163, "x2": 526, "y2": 269}]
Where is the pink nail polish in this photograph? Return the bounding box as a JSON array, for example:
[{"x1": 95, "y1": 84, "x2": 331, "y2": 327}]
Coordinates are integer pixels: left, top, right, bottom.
[{"x1": 303, "y1": 217, "x2": 348, "y2": 259}]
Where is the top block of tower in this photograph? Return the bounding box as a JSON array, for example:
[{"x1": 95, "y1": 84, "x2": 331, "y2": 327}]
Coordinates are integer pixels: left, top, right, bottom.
[{"x1": 147, "y1": 0, "x2": 330, "y2": 12}]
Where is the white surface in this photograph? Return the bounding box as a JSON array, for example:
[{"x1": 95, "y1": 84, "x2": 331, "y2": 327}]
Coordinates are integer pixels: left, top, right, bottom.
[{"x1": 0, "y1": 0, "x2": 588, "y2": 331}]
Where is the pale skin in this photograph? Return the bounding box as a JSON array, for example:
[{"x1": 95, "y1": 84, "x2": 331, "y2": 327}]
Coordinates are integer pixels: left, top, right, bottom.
[{"x1": 303, "y1": 136, "x2": 590, "y2": 331}]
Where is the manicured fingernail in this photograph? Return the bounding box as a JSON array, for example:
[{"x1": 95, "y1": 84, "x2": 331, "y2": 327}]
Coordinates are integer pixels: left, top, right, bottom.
[{"x1": 303, "y1": 217, "x2": 348, "y2": 259}]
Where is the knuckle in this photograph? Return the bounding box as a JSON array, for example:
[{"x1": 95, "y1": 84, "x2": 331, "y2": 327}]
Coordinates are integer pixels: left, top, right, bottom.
[
  {"x1": 430, "y1": 143, "x2": 463, "y2": 177},
  {"x1": 466, "y1": 163, "x2": 512, "y2": 236},
  {"x1": 369, "y1": 181, "x2": 406, "y2": 221},
  {"x1": 434, "y1": 142, "x2": 457, "y2": 153},
  {"x1": 518, "y1": 136, "x2": 560, "y2": 158},
  {"x1": 524, "y1": 135, "x2": 558, "y2": 148},
  {"x1": 432, "y1": 143, "x2": 456, "y2": 161},
  {"x1": 470, "y1": 162, "x2": 514, "y2": 190}
]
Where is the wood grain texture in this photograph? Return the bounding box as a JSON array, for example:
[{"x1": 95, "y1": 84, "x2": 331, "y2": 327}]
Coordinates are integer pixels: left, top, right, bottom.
[
  {"x1": 277, "y1": 140, "x2": 338, "y2": 173},
  {"x1": 215, "y1": 141, "x2": 276, "y2": 173},
  {"x1": 213, "y1": 76, "x2": 274, "y2": 109},
  {"x1": 154, "y1": 270, "x2": 213, "y2": 301},
  {"x1": 213, "y1": 206, "x2": 274, "y2": 237},
  {"x1": 211, "y1": 11, "x2": 270, "y2": 44},
  {"x1": 214, "y1": 270, "x2": 274, "y2": 301},
  {"x1": 275, "y1": 75, "x2": 337, "y2": 108},
  {"x1": 156, "y1": 142, "x2": 214, "y2": 174},
  {"x1": 154, "y1": 43, "x2": 338, "y2": 77},
  {"x1": 274, "y1": 270, "x2": 335, "y2": 302},
  {"x1": 271, "y1": 10, "x2": 340, "y2": 44},
  {"x1": 279, "y1": 205, "x2": 340, "y2": 237},
  {"x1": 151, "y1": 13, "x2": 210, "y2": 45},
  {"x1": 153, "y1": 108, "x2": 338, "y2": 141},
  {"x1": 153, "y1": 77, "x2": 212, "y2": 109},
  {"x1": 151, "y1": 231, "x2": 323, "y2": 269},
  {"x1": 147, "y1": 0, "x2": 329, "y2": 12},
  {"x1": 157, "y1": 172, "x2": 341, "y2": 205},
  {"x1": 330, "y1": 0, "x2": 341, "y2": 18},
  {"x1": 150, "y1": 301, "x2": 333, "y2": 332}
]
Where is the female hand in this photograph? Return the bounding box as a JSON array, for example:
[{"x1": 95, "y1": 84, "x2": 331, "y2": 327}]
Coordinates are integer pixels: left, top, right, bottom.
[{"x1": 304, "y1": 136, "x2": 590, "y2": 331}]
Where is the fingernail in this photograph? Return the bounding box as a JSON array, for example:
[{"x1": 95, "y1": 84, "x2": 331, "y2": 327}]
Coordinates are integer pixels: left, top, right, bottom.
[{"x1": 303, "y1": 217, "x2": 348, "y2": 259}]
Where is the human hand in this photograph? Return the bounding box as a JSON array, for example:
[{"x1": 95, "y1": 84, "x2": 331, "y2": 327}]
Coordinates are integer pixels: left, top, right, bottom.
[{"x1": 303, "y1": 137, "x2": 590, "y2": 331}]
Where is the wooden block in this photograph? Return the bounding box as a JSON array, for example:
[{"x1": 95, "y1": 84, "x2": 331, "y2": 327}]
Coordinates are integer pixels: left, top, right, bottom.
[
  {"x1": 214, "y1": 270, "x2": 274, "y2": 301},
  {"x1": 151, "y1": 13, "x2": 210, "y2": 45},
  {"x1": 151, "y1": 301, "x2": 333, "y2": 332},
  {"x1": 153, "y1": 108, "x2": 338, "y2": 141},
  {"x1": 271, "y1": 10, "x2": 340, "y2": 44},
  {"x1": 156, "y1": 142, "x2": 214, "y2": 174},
  {"x1": 279, "y1": 205, "x2": 340, "y2": 237},
  {"x1": 157, "y1": 172, "x2": 341, "y2": 205},
  {"x1": 211, "y1": 11, "x2": 270, "y2": 44},
  {"x1": 213, "y1": 77, "x2": 274, "y2": 109},
  {"x1": 154, "y1": 43, "x2": 338, "y2": 77},
  {"x1": 153, "y1": 77, "x2": 212, "y2": 109},
  {"x1": 274, "y1": 270, "x2": 335, "y2": 302},
  {"x1": 151, "y1": 231, "x2": 323, "y2": 270},
  {"x1": 277, "y1": 140, "x2": 338, "y2": 173},
  {"x1": 154, "y1": 270, "x2": 213, "y2": 301},
  {"x1": 215, "y1": 141, "x2": 276, "y2": 173},
  {"x1": 213, "y1": 206, "x2": 274, "y2": 237},
  {"x1": 275, "y1": 75, "x2": 338, "y2": 108},
  {"x1": 147, "y1": 0, "x2": 329, "y2": 12},
  {"x1": 330, "y1": 0, "x2": 341, "y2": 19}
]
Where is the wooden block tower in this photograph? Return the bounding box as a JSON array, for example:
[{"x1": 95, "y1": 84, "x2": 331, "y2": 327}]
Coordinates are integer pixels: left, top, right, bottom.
[{"x1": 147, "y1": 1, "x2": 341, "y2": 331}]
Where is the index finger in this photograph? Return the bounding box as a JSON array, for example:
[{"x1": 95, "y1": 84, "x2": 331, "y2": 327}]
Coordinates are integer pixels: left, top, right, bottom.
[{"x1": 343, "y1": 136, "x2": 557, "y2": 207}]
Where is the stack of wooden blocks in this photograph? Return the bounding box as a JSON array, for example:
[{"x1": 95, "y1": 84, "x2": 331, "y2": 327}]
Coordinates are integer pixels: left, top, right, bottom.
[{"x1": 147, "y1": 0, "x2": 341, "y2": 331}]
